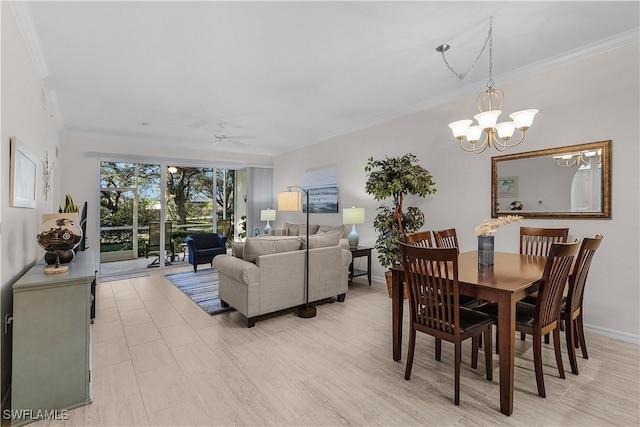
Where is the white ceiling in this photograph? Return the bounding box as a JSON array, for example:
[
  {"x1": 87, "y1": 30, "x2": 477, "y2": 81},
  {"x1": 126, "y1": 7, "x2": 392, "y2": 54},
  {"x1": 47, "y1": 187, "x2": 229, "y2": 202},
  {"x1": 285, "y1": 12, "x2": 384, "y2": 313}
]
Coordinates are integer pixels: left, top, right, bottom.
[{"x1": 12, "y1": 1, "x2": 640, "y2": 156}]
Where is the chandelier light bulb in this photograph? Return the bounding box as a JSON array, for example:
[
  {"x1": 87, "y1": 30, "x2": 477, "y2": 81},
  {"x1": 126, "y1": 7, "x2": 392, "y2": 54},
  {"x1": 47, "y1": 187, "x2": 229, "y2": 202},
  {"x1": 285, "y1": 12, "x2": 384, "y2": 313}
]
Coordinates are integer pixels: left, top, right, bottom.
[
  {"x1": 495, "y1": 121, "x2": 516, "y2": 140},
  {"x1": 474, "y1": 110, "x2": 502, "y2": 130},
  {"x1": 509, "y1": 109, "x2": 538, "y2": 130},
  {"x1": 466, "y1": 125, "x2": 483, "y2": 143},
  {"x1": 448, "y1": 120, "x2": 473, "y2": 140}
]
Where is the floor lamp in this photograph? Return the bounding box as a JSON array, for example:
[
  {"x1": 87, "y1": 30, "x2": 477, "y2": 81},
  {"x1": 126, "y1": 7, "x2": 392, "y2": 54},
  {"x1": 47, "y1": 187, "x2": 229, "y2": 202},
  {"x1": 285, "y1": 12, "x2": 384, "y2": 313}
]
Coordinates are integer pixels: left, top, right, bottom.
[{"x1": 278, "y1": 186, "x2": 316, "y2": 318}]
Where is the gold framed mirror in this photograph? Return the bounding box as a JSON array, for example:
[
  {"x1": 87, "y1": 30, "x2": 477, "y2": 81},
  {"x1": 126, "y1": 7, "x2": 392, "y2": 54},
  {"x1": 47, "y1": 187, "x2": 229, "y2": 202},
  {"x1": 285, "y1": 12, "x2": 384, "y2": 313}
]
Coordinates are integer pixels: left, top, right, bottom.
[{"x1": 491, "y1": 140, "x2": 611, "y2": 218}]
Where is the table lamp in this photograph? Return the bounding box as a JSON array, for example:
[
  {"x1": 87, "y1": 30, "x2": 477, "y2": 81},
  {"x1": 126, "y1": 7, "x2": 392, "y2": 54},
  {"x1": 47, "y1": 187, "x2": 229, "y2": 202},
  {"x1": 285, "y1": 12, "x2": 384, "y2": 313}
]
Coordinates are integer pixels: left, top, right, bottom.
[
  {"x1": 278, "y1": 187, "x2": 315, "y2": 319},
  {"x1": 343, "y1": 207, "x2": 365, "y2": 249},
  {"x1": 260, "y1": 209, "x2": 276, "y2": 234}
]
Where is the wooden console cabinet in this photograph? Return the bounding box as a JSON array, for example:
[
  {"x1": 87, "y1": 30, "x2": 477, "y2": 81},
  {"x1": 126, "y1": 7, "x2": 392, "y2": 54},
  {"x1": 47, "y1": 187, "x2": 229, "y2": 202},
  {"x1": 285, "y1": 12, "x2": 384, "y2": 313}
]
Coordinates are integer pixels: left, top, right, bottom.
[{"x1": 11, "y1": 252, "x2": 95, "y2": 424}]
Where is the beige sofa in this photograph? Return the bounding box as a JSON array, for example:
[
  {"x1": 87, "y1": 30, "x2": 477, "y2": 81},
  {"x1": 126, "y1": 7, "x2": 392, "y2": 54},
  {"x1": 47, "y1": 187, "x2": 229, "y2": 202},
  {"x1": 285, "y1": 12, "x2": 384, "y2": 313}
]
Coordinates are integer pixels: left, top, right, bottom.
[{"x1": 214, "y1": 231, "x2": 352, "y2": 327}]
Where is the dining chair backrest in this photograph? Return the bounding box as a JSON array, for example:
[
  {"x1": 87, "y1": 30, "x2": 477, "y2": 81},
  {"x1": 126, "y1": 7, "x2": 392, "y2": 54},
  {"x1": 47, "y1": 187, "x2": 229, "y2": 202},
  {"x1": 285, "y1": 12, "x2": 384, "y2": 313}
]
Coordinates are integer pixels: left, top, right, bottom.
[
  {"x1": 566, "y1": 234, "x2": 603, "y2": 316},
  {"x1": 534, "y1": 240, "x2": 579, "y2": 328},
  {"x1": 520, "y1": 226, "x2": 569, "y2": 256},
  {"x1": 405, "y1": 230, "x2": 434, "y2": 248},
  {"x1": 433, "y1": 228, "x2": 459, "y2": 253},
  {"x1": 400, "y1": 243, "x2": 460, "y2": 337}
]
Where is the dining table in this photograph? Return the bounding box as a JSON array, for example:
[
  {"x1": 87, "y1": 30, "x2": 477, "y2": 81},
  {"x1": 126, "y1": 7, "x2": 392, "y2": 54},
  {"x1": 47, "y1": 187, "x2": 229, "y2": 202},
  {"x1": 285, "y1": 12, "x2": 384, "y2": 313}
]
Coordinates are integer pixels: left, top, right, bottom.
[{"x1": 391, "y1": 250, "x2": 547, "y2": 416}]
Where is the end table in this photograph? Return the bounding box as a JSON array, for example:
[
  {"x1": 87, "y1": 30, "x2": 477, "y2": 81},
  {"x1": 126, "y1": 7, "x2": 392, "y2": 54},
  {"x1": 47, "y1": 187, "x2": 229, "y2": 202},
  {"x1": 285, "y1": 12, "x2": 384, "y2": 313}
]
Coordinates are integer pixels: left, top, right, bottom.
[{"x1": 349, "y1": 246, "x2": 372, "y2": 286}]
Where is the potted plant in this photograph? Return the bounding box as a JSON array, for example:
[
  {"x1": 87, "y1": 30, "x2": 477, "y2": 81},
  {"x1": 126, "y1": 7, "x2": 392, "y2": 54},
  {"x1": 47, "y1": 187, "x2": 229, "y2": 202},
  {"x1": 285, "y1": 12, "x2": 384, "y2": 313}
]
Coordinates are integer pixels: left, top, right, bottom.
[{"x1": 365, "y1": 154, "x2": 436, "y2": 297}]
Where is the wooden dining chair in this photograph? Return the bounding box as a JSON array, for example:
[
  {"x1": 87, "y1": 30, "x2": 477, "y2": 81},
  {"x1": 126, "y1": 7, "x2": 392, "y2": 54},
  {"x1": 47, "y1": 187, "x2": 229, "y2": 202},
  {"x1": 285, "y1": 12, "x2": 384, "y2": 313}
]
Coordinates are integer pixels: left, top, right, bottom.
[
  {"x1": 563, "y1": 234, "x2": 603, "y2": 375},
  {"x1": 432, "y1": 228, "x2": 484, "y2": 310},
  {"x1": 520, "y1": 226, "x2": 569, "y2": 256},
  {"x1": 476, "y1": 240, "x2": 579, "y2": 398},
  {"x1": 433, "y1": 228, "x2": 460, "y2": 253},
  {"x1": 400, "y1": 243, "x2": 494, "y2": 406},
  {"x1": 405, "y1": 230, "x2": 434, "y2": 247},
  {"x1": 519, "y1": 226, "x2": 570, "y2": 341}
]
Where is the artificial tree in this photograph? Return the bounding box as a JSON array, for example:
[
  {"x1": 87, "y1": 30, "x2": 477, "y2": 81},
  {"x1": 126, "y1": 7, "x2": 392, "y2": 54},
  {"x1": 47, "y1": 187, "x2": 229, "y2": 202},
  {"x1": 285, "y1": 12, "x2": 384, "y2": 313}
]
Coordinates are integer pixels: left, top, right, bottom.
[{"x1": 365, "y1": 153, "x2": 436, "y2": 280}]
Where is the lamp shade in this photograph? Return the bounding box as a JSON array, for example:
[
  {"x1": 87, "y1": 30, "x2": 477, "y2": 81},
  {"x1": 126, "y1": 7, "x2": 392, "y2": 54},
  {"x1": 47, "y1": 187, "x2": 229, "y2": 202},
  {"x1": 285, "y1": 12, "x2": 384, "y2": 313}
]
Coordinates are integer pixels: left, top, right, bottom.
[
  {"x1": 474, "y1": 110, "x2": 502, "y2": 130},
  {"x1": 343, "y1": 207, "x2": 365, "y2": 225},
  {"x1": 466, "y1": 125, "x2": 483, "y2": 143},
  {"x1": 495, "y1": 121, "x2": 516, "y2": 139},
  {"x1": 448, "y1": 120, "x2": 473, "y2": 139},
  {"x1": 509, "y1": 109, "x2": 538, "y2": 129},
  {"x1": 278, "y1": 191, "x2": 302, "y2": 212},
  {"x1": 260, "y1": 209, "x2": 276, "y2": 221}
]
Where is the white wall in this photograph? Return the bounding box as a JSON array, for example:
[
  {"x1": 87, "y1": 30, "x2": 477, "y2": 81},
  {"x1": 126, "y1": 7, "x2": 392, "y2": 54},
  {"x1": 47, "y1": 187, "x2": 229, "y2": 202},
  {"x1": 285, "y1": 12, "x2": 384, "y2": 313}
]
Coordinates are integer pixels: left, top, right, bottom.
[
  {"x1": 0, "y1": 2, "x2": 61, "y2": 403},
  {"x1": 273, "y1": 43, "x2": 640, "y2": 342}
]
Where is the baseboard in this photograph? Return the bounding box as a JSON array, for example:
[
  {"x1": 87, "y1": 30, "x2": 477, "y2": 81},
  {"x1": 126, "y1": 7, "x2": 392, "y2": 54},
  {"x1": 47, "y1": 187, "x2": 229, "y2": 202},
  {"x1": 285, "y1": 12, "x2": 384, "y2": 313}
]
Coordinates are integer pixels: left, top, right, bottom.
[{"x1": 584, "y1": 323, "x2": 640, "y2": 345}]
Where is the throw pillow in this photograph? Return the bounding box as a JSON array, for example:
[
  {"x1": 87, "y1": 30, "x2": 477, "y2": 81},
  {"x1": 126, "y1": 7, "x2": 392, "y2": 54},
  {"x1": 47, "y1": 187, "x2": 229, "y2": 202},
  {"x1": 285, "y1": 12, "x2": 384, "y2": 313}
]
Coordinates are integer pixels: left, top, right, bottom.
[
  {"x1": 284, "y1": 222, "x2": 301, "y2": 236},
  {"x1": 283, "y1": 223, "x2": 320, "y2": 235},
  {"x1": 231, "y1": 242, "x2": 245, "y2": 258},
  {"x1": 317, "y1": 224, "x2": 345, "y2": 237},
  {"x1": 242, "y1": 236, "x2": 302, "y2": 262},
  {"x1": 301, "y1": 230, "x2": 341, "y2": 249}
]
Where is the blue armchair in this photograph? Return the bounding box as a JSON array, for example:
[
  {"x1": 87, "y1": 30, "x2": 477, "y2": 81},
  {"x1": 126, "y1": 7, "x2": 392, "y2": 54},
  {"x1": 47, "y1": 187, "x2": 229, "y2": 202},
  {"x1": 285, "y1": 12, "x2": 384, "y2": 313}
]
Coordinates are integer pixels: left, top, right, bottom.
[{"x1": 184, "y1": 233, "x2": 228, "y2": 272}]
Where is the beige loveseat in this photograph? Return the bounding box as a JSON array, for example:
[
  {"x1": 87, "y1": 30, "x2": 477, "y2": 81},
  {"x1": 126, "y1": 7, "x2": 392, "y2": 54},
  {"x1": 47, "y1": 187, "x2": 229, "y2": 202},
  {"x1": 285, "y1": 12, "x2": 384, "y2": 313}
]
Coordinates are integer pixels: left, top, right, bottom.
[{"x1": 214, "y1": 230, "x2": 352, "y2": 327}]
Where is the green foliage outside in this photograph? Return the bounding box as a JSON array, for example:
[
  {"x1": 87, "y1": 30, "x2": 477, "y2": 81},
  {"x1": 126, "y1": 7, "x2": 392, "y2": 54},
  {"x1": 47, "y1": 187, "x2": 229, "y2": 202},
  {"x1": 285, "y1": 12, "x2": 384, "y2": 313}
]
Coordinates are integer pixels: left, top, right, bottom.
[{"x1": 99, "y1": 162, "x2": 236, "y2": 255}]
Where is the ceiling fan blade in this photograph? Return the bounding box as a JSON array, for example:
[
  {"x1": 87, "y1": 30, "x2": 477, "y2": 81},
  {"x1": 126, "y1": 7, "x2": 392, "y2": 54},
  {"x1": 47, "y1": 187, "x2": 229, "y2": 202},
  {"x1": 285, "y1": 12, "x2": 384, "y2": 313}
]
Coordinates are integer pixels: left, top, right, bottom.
[{"x1": 228, "y1": 135, "x2": 255, "y2": 140}]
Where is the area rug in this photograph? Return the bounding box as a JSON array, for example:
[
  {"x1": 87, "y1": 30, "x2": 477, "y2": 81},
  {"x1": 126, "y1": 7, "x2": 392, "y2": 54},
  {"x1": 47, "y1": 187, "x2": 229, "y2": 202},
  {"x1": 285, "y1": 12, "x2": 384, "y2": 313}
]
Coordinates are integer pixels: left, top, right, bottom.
[
  {"x1": 165, "y1": 268, "x2": 231, "y2": 315},
  {"x1": 100, "y1": 271, "x2": 150, "y2": 283}
]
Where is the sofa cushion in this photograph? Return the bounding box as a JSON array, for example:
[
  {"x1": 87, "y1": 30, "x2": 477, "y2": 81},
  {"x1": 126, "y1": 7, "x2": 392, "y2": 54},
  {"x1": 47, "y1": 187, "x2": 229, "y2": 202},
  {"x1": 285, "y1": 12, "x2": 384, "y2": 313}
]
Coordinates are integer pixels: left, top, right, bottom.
[
  {"x1": 231, "y1": 241, "x2": 244, "y2": 258},
  {"x1": 284, "y1": 223, "x2": 320, "y2": 236},
  {"x1": 317, "y1": 224, "x2": 345, "y2": 237},
  {"x1": 301, "y1": 230, "x2": 341, "y2": 249},
  {"x1": 242, "y1": 236, "x2": 302, "y2": 262}
]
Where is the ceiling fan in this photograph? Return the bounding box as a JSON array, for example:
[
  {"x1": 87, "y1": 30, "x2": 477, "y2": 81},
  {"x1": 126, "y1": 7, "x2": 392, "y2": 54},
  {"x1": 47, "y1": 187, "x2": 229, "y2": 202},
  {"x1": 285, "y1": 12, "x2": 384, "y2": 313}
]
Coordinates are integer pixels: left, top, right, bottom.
[{"x1": 212, "y1": 123, "x2": 255, "y2": 147}]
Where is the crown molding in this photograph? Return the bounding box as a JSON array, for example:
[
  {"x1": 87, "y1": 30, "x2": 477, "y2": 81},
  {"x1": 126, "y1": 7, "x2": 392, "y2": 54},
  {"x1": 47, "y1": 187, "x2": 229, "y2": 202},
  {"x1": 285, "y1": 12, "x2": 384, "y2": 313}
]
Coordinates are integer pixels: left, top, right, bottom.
[
  {"x1": 277, "y1": 28, "x2": 640, "y2": 155},
  {"x1": 8, "y1": 1, "x2": 49, "y2": 79}
]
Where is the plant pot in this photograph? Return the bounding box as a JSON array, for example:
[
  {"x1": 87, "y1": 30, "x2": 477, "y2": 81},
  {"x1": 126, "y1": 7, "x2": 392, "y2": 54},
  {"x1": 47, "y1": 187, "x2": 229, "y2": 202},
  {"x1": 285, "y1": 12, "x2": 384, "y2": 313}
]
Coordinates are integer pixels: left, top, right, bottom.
[{"x1": 385, "y1": 270, "x2": 408, "y2": 299}]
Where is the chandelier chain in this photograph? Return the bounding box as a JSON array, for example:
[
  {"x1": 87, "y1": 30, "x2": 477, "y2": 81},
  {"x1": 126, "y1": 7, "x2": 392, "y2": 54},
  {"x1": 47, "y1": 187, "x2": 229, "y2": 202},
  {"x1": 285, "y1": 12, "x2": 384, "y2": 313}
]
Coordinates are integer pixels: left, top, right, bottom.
[{"x1": 439, "y1": 17, "x2": 493, "y2": 82}]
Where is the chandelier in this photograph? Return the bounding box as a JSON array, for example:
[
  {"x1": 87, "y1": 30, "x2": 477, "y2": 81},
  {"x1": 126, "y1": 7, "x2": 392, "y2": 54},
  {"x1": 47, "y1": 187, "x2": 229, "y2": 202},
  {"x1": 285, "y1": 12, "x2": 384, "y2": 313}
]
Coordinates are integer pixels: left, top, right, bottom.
[
  {"x1": 439, "y1": 18, "x2": 538, "y2": 154},
  {"x1": 554, "y1": 149, "x2": 602, "y2": 168}
]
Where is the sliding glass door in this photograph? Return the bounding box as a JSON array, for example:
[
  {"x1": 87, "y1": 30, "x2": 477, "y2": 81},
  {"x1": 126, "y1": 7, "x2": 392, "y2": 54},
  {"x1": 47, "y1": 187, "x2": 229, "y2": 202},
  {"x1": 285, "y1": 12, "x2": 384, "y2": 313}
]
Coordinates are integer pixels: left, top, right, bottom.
[{"x1": 99, "y1": 161, "x2": 246, "y2": 275}]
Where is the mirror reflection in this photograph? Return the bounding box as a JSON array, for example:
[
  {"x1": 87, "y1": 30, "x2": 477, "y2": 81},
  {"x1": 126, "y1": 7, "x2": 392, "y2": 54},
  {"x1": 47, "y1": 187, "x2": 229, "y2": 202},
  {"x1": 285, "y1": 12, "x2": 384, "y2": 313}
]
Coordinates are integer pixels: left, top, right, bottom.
[{"x1": 491, "y1": 140, "x2": 611, "y2": 218}]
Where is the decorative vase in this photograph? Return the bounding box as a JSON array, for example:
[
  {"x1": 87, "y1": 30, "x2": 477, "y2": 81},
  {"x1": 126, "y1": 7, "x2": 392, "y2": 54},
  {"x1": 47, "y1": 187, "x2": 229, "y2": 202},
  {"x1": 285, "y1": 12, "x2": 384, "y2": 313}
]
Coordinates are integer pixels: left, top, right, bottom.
[
  {"x1": 44, "y1": 250, "x2": 75, "y2": 265},
  {"x1": 37, "y1": 217, "x2": 83, "y2": 274},
  {"x1": 478, "y1": 235, "x2": 494, "y2": 266}
]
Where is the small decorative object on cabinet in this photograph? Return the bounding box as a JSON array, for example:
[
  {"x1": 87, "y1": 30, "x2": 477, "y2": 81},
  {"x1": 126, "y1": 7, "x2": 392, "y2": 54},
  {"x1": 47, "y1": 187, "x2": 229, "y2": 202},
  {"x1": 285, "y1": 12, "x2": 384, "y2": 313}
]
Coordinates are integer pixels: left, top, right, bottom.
[
  {"x1": 11, "y1": 251, "x2": 95, "y2": 425},
  {"x1": 37, "y1": 214, "x2": 83, "y2": 274}
]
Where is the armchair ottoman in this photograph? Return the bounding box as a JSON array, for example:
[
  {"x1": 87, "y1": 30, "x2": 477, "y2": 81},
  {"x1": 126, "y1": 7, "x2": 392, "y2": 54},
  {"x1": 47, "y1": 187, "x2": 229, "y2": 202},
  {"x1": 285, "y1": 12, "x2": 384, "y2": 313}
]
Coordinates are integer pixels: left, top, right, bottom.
[{"x1": 184, "y1": 233, "x2": 228, "y2": 272}]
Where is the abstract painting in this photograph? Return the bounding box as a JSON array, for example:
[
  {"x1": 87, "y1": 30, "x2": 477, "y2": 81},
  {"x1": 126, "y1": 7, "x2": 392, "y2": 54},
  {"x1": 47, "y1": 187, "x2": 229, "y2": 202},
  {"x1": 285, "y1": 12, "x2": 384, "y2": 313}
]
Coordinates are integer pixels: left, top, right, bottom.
[{"x1": 302, "y1": 166, "x2": 338, "y2": 213}]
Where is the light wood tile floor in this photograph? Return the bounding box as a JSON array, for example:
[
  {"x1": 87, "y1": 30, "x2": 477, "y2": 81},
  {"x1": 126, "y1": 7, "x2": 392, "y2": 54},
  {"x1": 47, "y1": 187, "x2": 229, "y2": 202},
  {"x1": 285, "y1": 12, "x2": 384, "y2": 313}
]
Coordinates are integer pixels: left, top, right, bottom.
[{"x1": 32, "y1": 266, "x2": 640, "y2": 426}]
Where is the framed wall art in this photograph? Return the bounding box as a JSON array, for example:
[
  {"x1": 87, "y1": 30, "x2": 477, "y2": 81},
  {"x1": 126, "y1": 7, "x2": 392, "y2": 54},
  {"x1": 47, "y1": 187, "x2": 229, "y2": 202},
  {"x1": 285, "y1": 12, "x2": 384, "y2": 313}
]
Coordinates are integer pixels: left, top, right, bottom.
[
  {"x1": 10, "y1": 136, "x2": 38, "y2": 208},
  {"x1": 497, "y1": 176, "x2": 518, "y2": 198},
  {"x1": 302, "y1": 166, "x2": 339, "y2": 213}
]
